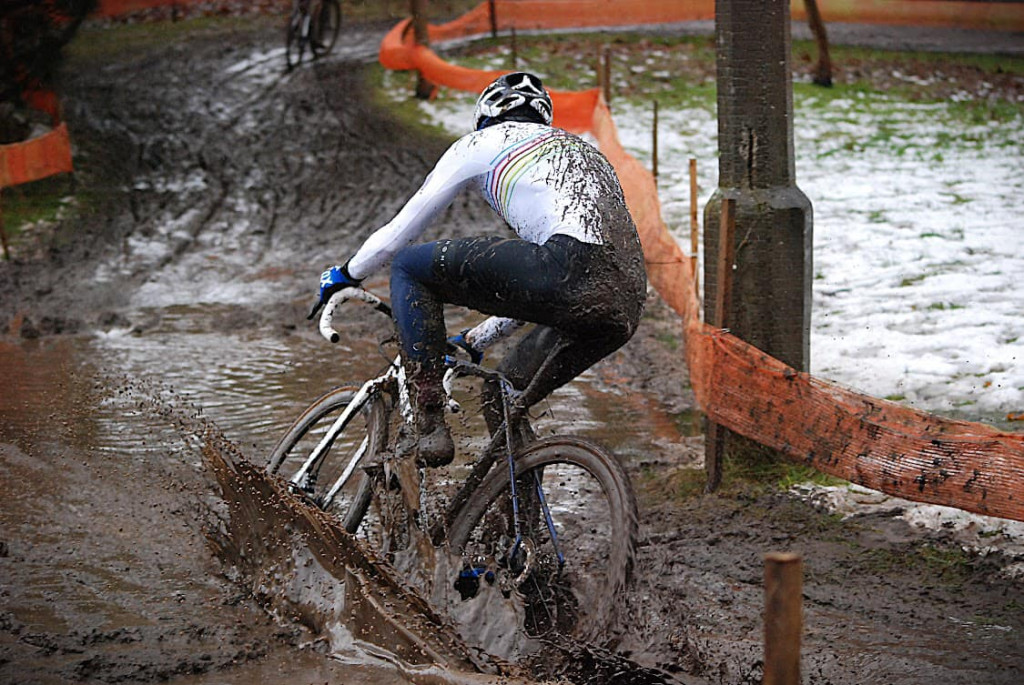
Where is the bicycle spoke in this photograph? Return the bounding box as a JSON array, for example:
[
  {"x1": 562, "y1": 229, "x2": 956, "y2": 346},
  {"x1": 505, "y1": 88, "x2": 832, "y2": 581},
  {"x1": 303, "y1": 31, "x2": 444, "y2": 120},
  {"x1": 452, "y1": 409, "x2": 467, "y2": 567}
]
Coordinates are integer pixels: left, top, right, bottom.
[{"x1": 448, "y1": 438, "x2": 637, "y2": 640}]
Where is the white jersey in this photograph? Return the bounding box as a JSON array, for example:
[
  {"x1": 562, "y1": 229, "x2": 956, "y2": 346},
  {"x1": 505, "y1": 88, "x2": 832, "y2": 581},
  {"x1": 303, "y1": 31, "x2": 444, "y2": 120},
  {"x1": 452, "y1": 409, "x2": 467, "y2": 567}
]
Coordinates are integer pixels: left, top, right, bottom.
[{"x1": 347, "y1": 121, "x2": 610, "y2": 280}]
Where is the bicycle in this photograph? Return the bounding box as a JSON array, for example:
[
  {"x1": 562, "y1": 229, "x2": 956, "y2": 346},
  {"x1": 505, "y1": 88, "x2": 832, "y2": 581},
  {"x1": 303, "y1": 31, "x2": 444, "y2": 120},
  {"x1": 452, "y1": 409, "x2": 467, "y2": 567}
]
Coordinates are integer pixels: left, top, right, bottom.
[
  {"x1": 285, "y1": 0, "x2": 342, "y2": 72},
  {"x1": 267, "y1": 287, "x2": 639, "y2": 641}
]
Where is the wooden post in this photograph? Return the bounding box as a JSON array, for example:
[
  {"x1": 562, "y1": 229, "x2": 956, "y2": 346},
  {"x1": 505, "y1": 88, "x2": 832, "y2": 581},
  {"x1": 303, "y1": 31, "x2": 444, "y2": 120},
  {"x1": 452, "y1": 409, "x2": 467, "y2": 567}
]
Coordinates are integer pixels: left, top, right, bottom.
[
  {"x1": 764, "y1": 552, "x2": 803, "y2": 685},
  {"x1": 705, "y1": 197, "x2": 735, "y2": 493},
  {"x1": 510, "y1": 25, "x2": 518, "y2": 69},
  {"x1": 0, "y1": 189, "x2": 9, "y2": 261},
  {"x1": 488, "y1": 0, "x2": 497, "y2": 37},
  {"x1": 651, "y1": 101, "x2": 659, "y2": 180},
  {"x1": 601, "y1": 46, "x2": 611, "y2": 103},
  {"x1": 410, "y1": 0, "x2": 435, "y2": 99},
  {"x1": 689, "y1": 158, "x2": 699, "y2": 299}
]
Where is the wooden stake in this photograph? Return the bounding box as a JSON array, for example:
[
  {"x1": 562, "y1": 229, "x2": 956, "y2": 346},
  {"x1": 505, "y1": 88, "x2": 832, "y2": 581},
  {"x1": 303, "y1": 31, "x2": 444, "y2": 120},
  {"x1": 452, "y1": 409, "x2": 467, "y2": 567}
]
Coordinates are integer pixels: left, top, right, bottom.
[
  {"x1": 602, "y1": 46, "x2": 611, "y2": 103},
  {"x1": 715, "y1": 199, "x2": 735, "y2": 328},
  {"x1": 705, "y1": 421, "x2": 725, "y2": 493},
  {"x1": 410, "y1": 0, "x2": 435, "y2": 99},
  {"x1": 488, "y1": 0, "x2": 497, "y2": 37},
  {"x1": 705, "y1": 197, "x2": 736, "y2": 493},
  {"x1": 511, "y1": 25, "x2": 518, "y2": 69},
  {"x1": 651, "y1": 101, "x2": 659, "y2": 180},
  {"x1": 764, "y1": 552, "x2": 803, "y2": 685},
  {"x1": 0, "y1": 189, "x2": 8, "y2": 261},
  {"x1": 689, "y1": 158, "x2": 699, "y2": 300}
]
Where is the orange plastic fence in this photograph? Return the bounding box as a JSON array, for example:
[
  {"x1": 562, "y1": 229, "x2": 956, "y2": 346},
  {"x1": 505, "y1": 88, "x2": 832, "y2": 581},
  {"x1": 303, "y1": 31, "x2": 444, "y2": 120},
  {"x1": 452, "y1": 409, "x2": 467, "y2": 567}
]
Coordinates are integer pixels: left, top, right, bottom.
[
  {"x1": 94, "y1": 0, "x2": 199, "y2": 16},
  {"x1": 792, "y1": 0, "x2": 1024, "y2": 31},
  {"x1": 409, "y1": 0, "x2": 1024, "y2": 35},
  {"x1": 0, "y1": 91, "x2": 74, "y2": 190},
  {"x1": 92, "y1": 0, "x2": 1024, "y2": 30},
  {"x1": 382, "y1": 2, "x2": 1024, "y2": 523}
]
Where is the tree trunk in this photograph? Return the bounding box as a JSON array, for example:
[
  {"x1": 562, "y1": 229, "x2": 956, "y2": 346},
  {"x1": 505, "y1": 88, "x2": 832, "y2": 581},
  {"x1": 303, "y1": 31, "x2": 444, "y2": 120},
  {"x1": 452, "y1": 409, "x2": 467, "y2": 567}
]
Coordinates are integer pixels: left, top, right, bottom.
[{"x1": 805, "y1": 0, "x2": 833, "y2": 87}]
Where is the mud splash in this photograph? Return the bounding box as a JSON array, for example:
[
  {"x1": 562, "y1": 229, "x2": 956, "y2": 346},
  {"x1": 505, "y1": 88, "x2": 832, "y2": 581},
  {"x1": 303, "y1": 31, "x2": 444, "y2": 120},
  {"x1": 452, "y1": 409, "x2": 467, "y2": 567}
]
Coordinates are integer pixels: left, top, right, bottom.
[
  {"x1": 198, "y1": 425, "x2": 519, "y2": 681},
  {"x1": 196, "y1": 412, "x2": 684, "y2": 684}
]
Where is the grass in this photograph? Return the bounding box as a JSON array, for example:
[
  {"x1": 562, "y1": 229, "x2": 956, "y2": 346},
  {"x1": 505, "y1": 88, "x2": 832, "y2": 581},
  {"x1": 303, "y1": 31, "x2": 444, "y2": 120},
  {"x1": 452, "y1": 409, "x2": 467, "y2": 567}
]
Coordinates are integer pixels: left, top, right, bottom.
[
  {"x1": 439, "y1": 31, "x2": 1023, "y2": 114},
  {"x1": 368, "y1": 66, "x2": 463, "y2": 141},
  {"x1": 858, "y1": 543, "x2": 973, "y2": 586},
  {"x1": 0, "y1": 176, "x2": 81, "y2": 257},
  {"x1": 71, "y1": 13, "x2": 279, "y2": 61},
  {"x1": 639, "y1": 439, "x2": 849, "y2": 507},
  {"x1": 344, "y1": 0, "x2": 481, "y2": 22}
]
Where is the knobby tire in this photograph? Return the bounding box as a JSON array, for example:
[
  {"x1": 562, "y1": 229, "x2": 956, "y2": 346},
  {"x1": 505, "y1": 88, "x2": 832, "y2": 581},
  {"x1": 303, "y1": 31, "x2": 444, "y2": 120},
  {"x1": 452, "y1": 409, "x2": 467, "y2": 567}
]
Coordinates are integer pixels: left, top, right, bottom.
[
  {"x1": 285, "y1": 6, "x2": 307, "y2": 71},
  {"x1": 266, "y1": 385, "x2": 385, "y2": 534},
  {"x1": 311, "y1": 0, "x2": 341, "y2": 58},
  {"x1": 447, "y1": 436, "x2": 638, "y2": 640}
]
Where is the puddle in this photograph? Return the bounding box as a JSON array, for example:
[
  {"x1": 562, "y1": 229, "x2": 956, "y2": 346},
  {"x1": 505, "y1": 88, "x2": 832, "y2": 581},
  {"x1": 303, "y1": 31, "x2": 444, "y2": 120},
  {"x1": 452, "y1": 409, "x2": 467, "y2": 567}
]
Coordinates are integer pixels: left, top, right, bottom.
[{"x1": 1, "y1": 303, "x2": 693, "y2": 684}]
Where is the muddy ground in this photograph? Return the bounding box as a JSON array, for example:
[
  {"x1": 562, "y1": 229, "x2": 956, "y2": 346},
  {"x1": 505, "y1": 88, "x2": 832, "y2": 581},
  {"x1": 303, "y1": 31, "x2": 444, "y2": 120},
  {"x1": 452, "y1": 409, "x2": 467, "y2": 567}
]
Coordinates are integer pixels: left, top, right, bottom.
[{"x1": 2, "y1": 13, "x2": 1023, "y2": 685}]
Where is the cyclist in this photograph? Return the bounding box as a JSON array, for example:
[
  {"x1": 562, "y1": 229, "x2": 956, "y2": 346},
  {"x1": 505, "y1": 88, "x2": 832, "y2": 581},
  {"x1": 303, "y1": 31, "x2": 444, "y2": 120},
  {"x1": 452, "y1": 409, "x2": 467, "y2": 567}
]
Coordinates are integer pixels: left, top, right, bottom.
[{"x1": 310, "y1": 72, "x2": 647, "y2": 467}]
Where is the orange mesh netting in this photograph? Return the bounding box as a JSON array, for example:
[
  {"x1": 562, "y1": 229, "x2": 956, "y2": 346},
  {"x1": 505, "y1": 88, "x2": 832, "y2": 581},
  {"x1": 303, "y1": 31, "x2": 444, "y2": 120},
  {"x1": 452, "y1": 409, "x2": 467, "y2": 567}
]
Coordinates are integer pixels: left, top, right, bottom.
[
  {"x1": 0, "y1": 90, "x2": 74, "y2": 189},
  {"x1": 90, "y1": 0, "x2": 1024, "y2": 29},
  {"x1": 94, "y1": 0, "x2": 194, "y2": 16},
  {"x1": 792, "y1": 0, "x2": 1024, "y2": 31},
  {"x1": 381, "y1": 2, "x2": 1024, "y2": 523}
]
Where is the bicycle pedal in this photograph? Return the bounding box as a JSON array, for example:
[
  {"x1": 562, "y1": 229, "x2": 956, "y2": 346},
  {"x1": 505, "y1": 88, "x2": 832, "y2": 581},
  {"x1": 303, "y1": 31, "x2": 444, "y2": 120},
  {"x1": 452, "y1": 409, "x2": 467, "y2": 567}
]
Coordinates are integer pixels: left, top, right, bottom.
[
  {"x1": 360, "y1": 461, "x2": 384, "y2": 476},
  {"x1": 454, "y1": 564, "x2": 496, "y2": 601}
]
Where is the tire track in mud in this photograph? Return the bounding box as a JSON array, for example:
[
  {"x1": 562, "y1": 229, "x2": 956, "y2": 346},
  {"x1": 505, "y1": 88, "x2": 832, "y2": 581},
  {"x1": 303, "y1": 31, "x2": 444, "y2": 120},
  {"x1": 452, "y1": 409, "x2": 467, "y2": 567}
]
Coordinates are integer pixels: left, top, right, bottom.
[
  {"x1": 19, "y1": 18, "x2": 688, "y2": 684},
  {"x1": 53, "y1": 25, "x2": 432, "y2": 311}
]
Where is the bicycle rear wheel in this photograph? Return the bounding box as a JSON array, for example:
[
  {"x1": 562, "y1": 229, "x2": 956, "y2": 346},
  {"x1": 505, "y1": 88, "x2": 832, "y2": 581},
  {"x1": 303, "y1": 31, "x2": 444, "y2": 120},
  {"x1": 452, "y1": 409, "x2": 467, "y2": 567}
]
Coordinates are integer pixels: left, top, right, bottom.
[
  {"x1": 267, "y1": 385, "x2": 388, "y2": 536},
  {"x1": 447, "y1": 437, "x2": 638, "y2": 641},
  {"x1": 311, "y1": 0, "x2": 341, "y2": 57},
  {"x1": 284, "y1": 7, "x2": 307, "y2": 71}
]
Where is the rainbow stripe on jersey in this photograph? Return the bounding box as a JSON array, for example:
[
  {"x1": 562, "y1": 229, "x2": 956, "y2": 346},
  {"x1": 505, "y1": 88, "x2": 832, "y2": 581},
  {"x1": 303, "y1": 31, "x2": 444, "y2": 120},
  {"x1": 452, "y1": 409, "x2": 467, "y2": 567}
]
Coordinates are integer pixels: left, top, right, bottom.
[{"x1": 484, "y1": 129, "x2": 563, "y2": 218}]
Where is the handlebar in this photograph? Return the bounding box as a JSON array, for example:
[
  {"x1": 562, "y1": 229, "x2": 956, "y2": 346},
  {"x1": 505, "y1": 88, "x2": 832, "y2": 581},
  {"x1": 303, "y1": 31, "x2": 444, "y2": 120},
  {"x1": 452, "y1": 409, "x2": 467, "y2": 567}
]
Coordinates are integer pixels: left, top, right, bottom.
[
  {"x1": 317, "y1": 286, "x2": 521, "y2": 354},
  {"x1": 318, "y1": 287, "x2": 392, "y2": 343},
  {"x1": 317, "y1": 286, "x2": 525, "y2": 414}
]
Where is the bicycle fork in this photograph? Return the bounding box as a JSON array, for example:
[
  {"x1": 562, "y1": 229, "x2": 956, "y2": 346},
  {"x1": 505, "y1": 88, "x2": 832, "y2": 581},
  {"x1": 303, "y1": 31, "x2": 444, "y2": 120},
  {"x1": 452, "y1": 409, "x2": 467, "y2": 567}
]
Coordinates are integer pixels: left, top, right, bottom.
[
  {"x1": 501, "y1": 378, "x2": 565, "y2": 583},
  {"x1": 290, "y1": 372, "x2": 392, "y2": 508}
]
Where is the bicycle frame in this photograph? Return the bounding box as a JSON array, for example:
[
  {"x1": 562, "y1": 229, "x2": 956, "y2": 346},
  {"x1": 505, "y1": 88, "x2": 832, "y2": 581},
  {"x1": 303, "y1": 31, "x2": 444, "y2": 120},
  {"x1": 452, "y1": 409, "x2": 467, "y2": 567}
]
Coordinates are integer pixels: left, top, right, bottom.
[{"x1": 302, "y1": 287, "x2": 568, "y2": 567}]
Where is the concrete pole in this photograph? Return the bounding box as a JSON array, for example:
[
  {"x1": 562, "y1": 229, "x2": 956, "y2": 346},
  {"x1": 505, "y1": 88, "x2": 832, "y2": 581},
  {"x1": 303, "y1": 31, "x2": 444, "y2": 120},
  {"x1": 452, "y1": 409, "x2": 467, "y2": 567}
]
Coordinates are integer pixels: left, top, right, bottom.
[{"x1": 703, "y1": 0, "x2": 813, "y2": 474}]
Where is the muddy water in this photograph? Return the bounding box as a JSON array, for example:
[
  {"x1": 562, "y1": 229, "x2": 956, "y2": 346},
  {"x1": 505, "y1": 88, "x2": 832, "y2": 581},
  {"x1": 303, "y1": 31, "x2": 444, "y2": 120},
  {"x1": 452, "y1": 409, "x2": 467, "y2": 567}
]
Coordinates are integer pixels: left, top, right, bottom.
[
  {"x1": 0, "y1": 332, "x2": 411, "y2": 683},
  {"x1": 0, "y1": 298, "x2": 691, "y2": 683},
  {"x1": 0, "y1": 17, "x2": 701, "y2": 683}
]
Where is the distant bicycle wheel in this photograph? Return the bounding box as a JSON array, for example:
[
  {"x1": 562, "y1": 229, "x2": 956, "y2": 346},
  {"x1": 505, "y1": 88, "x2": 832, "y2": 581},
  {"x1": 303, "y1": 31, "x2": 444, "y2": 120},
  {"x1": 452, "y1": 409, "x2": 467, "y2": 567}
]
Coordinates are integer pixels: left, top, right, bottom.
[
  {"x1": 311, "y1": 0, "x2": 341, "y2": 58},
  {"x1": 285, "y1": 5, "x2": 308, "y2": 71}
]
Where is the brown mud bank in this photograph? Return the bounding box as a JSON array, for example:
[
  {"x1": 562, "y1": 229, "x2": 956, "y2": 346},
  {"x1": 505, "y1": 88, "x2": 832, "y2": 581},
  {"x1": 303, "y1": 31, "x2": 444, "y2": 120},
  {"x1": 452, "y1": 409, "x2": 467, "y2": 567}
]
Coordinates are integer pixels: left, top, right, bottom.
[{"x1": 2, "y1": 13, "x2": 1023, "y2": 685}]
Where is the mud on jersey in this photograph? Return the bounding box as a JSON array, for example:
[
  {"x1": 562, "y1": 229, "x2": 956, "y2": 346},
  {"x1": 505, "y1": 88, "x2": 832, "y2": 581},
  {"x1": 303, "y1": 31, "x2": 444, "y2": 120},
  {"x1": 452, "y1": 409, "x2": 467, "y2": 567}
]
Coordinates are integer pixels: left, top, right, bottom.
[{"x1": 347, "y1": 121, "x2": 631, "y2": 280}]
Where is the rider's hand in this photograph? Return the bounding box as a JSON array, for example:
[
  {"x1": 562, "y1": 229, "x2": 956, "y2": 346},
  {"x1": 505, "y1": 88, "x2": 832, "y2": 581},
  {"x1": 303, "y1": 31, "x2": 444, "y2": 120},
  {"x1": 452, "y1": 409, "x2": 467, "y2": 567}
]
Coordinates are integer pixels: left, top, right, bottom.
[
  {"x1": 447, "y1": 331, "x2": 484, "y2": 364},
  {"x1": 307, "y1": 262, "x2": 361, "y2": 320}
]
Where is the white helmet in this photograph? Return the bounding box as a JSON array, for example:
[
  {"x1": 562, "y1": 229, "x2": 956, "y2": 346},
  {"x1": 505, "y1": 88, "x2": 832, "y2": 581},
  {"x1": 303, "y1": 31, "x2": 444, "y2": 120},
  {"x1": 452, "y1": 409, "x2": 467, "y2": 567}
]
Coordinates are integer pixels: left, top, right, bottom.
[{"x1": 473, "y1": 72, "x2": 553, "y2": 131}]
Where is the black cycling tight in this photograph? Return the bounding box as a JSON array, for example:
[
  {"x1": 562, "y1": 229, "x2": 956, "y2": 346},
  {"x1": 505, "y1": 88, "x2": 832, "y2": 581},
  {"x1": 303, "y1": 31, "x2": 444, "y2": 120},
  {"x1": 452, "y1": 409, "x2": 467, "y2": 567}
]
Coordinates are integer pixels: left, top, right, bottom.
[{"x1": 389, "y1": 233, "x2": 640, "y2": 413}]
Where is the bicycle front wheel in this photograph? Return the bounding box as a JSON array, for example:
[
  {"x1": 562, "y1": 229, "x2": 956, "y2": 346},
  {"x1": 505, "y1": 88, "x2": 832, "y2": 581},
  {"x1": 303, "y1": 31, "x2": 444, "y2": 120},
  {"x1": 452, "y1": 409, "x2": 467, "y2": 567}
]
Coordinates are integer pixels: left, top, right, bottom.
[
  {"x1": 284, "y1": 8, "x2": 306, "y2": 71},
  {"x1": 447, "y1": 437, "x2": 638, "y2": 641},
  {"x1": 267, "y1": 385, "x2": 387, "y2": 535},
  {"x1": 311, "y1": 0, "x2": 341, "y2": 57}
]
